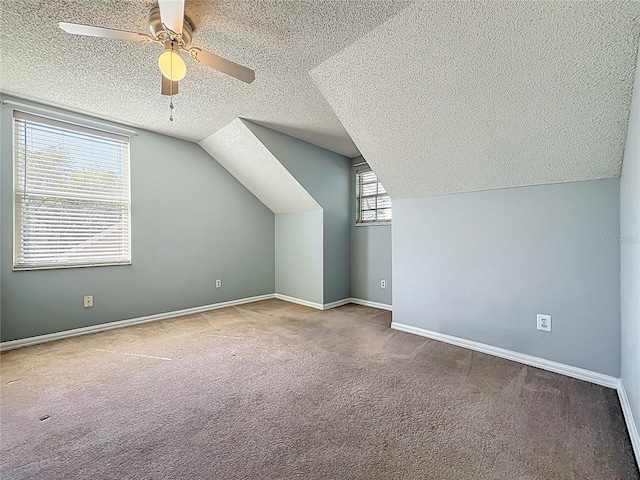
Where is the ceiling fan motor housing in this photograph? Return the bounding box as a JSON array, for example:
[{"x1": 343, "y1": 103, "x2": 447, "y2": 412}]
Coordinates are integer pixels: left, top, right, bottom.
[{"x1": 148, "y1": 6, "x2": 194, "y2": 47}]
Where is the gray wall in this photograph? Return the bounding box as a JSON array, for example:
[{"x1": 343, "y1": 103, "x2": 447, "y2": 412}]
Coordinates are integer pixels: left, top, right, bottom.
[
  {"x1": 350, "y1": 157, "x2": 392, "y2": 305},
  {"x1": 393, "y1": 179, "x2": 621, "y2": 376},
  {"x1": 243, "y1": 120, "x2": 351, "y2": 304},
  {"x1": 620, "y1": 44, "x2": 640, "y2": 452},
  {"x1": 0, "y1": 97, "x2": 275, "y2": 342},
  {"x1": 275, "y1": 211, "x2": 323, "y2": 304}
]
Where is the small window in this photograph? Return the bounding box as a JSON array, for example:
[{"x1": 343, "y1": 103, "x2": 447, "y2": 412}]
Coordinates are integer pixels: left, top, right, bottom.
[
  {"x1": 13, "y1": 111, "x2": 131, "y2": 270},
  {"x1": 356, "y1": 168, "x2": 391, "y2": 225}
]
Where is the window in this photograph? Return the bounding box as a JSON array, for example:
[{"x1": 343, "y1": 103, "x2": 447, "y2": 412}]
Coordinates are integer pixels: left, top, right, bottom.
[
  {"x1": 356, "y1": 168, "x2": 391, "y2": 224},
  {"x1": 13, "y1": 111, "x2": 131, "y2": 270}
]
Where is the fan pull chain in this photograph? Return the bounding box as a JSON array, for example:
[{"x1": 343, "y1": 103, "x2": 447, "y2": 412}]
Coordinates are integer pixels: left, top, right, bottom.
[
  {"x1": 169, "y1": 45, "x2": 175, "y2": 122},
  {"x1": 169, "y1": 79, "x2": 175, "y2": 122}
]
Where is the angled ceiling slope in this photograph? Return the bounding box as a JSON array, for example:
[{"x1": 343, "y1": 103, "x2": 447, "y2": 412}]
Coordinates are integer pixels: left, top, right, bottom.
[
  {"x1": 199, "y1": 119, "x2": 320, "y2": 213},
  {"x1": 311, "y1": 1, "x2": 640, "y2": 199}
]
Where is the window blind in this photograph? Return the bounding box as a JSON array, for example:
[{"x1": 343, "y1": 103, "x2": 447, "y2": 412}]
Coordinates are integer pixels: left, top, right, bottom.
[
  {"x1": 13, "y1": 111, "x2": 131, "y2": 270},
  {"x1": 356, "y1": 168, "x2": 392, "y2": 223}
]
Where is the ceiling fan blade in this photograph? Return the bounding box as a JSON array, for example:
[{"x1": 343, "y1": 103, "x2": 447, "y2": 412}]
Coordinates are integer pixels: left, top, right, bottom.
[
  {"x1": 158, "y1": 0, "x2": 185, "y2": 36},
  {"x1": 161, "y1": 76, "x2": 179, "y2": 96},
  {"x1": 188, "y1": 48, "x2": 255, "y2": 84},
  {"x1": 59, "y1": 22, "x2": 151, "y2": 43}
]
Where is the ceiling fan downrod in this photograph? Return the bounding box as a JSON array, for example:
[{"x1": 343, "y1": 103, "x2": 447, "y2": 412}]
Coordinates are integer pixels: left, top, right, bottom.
[{"x1": 148, "y1": 6, "x2": 194, "y2": 47}]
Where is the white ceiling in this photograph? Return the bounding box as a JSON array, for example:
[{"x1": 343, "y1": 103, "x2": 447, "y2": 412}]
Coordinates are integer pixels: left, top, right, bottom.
[
  {"x1": 199, "y1": 118, "x2": 320, "y2": 213},
  {"x1": 0, "y1": 0, "x2": 411, "y2": 157},
  {"x1": 3, "y1": 1, "x2": 639, "y2": 200},
  {"x1": 311, "y1": 1, "x2": 640, "y2": 198}
]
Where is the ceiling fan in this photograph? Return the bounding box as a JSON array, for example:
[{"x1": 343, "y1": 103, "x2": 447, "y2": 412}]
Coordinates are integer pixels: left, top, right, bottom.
[{"x1": 59, "y1": 0, "x2": 255, "y2": 112}]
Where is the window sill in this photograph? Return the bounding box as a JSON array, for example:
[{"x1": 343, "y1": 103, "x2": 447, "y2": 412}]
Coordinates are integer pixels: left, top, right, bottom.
[
  {"x1": 13, "y1": 261, "x2": 132, "y2": 272},
  {"x1": 355, "y1": 222, "x2": 391, "y2": 227}
]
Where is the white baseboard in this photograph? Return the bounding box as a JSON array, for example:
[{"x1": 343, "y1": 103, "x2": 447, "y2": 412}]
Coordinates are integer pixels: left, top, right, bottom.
[
  {"x1": 274, "y1": 294, "x2": 391, "y2": 311},
  {"x1": 618, "y1": 381, "x2": 640, "y2": 468},
  {"x1": 323, "y1": 298, "x2": 352, "y2": 310},
  {"x1": 390, "y1": 322, "x2": 620, "y2": 389},
  {"x1": 0, "y1": 294, "x2": 275, "y2": 352},
  {"x1": 350, "y1": 298, "x2": 393, "y2": 311},
  {"x1": 274, "y1": 294, "x2": 352, "y2": 310},
  {"x1": 274, "y1": 293, "x2": 324, "y2": 310}
]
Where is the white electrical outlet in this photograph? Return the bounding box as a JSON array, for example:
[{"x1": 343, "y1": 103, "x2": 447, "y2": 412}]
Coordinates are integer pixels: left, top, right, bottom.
[
  {"x1": 537, "y1": 314, "x2": 551, "y2": 332},
  {"x1": 83, "y1": 295, "x2": 94, "y2": 308},
  {"x1": 215, "y1": 279, "x2": 222, "y2": 288},
  {"x1": 380, "y1": 280, "x2": 386, "y2": 289}
]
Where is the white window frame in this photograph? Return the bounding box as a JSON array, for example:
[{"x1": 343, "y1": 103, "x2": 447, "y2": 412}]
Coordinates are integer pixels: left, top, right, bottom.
[
  {"x1": 356, "y1": 167, "x2": 392, "y2": 226},
  {"x1": 12, "y1": 110, "x2": 132, "y2": 271}
]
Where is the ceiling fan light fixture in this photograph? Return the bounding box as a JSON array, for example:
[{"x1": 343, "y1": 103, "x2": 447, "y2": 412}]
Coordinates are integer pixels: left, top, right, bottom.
[
  {"x1": 59, "y1": 0, "x2": 256, "y2": 94},
  {"x1": 158, "y1": 41, "x2": 186, "y2": 81}
]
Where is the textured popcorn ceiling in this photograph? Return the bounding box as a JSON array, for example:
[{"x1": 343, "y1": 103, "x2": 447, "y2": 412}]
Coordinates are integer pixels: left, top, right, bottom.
[
  {"x1": 0, "y1": 0, "x2": 411, "y2": 157},
  {"x1": 311, "y1": 1, "x2": 640, "y2": 198},
  {"x1": 200, "y1": 118, "x2": 320, "y2": 213}
]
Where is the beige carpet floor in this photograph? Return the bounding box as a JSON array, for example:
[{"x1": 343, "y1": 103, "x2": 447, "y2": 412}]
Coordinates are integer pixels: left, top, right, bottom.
[{"x1": 1, "y1": 299, "x2": 638, "y2": 479}]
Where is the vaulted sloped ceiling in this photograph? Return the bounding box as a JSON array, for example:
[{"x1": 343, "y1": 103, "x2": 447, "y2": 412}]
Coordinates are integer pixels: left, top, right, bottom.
[
  {"x1": 311, "y1": 1, "x2": 640, "y2": 199},
  {"x1": 199, "y1": 118, "x2": 320, "y2": 213}
]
